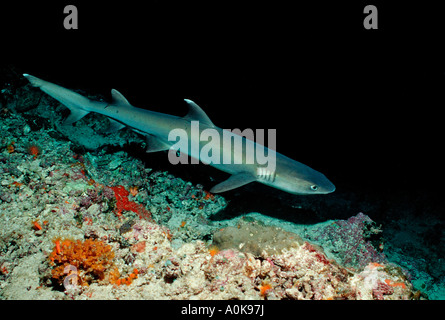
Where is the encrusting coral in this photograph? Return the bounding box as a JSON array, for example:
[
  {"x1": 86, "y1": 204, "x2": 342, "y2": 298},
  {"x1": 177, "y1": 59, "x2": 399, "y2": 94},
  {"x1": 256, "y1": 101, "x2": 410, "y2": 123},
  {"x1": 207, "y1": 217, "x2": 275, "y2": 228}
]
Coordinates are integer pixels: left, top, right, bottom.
[
  {"x1": 49, "y1": 238, "x2": 116, "y2": 287},
  {"x1": 109, "y1": 185, "x2": 151, "y2": 220},
  {"x1": 0, "y1": 80, "x2": 429, "y2": 299},
  {"x1": 212, "y1": 219, "x2": 303, "y2": 256}
]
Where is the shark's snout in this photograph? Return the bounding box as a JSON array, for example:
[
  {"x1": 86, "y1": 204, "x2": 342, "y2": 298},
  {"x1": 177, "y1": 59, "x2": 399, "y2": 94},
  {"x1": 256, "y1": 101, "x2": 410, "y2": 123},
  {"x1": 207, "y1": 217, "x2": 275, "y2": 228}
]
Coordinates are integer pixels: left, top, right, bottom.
[{"x1": 318, "y1": 179, "x2": 336, "y2": 194}]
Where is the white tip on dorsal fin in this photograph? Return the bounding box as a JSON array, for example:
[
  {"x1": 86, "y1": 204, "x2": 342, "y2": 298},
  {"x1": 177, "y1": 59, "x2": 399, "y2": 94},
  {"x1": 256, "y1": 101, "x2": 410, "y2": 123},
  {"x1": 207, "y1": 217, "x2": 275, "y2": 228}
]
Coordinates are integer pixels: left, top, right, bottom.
[
  {"x1": 183, "y1": 99, "x2": 215, "y2": 127},
  {"x1": 111, "y1": 89, "x2": 131, "y2": 106}
]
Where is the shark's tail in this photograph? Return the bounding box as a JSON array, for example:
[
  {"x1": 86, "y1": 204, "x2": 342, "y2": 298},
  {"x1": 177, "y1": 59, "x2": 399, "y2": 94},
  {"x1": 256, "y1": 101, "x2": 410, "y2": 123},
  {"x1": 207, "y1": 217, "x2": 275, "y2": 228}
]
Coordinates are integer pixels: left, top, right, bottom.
[
  {"x1": 23, "y1": 74, "x2": 44, "y2": 87},
  {"x1": 23, "y1": 74, "x2": 94, "y2": 125}
]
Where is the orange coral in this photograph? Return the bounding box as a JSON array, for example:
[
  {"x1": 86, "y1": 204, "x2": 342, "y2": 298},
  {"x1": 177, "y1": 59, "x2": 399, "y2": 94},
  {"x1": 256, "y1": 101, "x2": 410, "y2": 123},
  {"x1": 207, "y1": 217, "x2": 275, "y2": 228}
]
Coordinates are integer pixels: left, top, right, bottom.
[
  {"x1": 208, "y1": 245, "x2": 220, "y2": 257},
  {"x1": 129, "y1": 186, "x2": 138, "y2": 197},
  {"x1": 109, "y1": 267, "x2": 139, "y2": 286},
  {"x1": 32, "y1": 220, "x2": 42, "y2": 231},
  {"x1": 259, "y1": 282, "x2": 272, "y2": 297},
  {"x1": 385, "y1": 279, "x2": 407, "y2": 289},
  {"x1": 27, "y1": 144, "x2": 41, "y2": 159},
  {"x1": 6, "y1": 141, "x2": 15, "y2": 153},
  {"x1": 49, "y1": 238, "x2": 116, "y2": 286},
  {"x1": 203, "y1": 190, "x2": 215, "y2": 201},
  {"x1": 11, "y1": 181, "x2": 23, "y2": 188},
  {"x1": 369, "y1": 262, "x2": 385, "y2": 269}
]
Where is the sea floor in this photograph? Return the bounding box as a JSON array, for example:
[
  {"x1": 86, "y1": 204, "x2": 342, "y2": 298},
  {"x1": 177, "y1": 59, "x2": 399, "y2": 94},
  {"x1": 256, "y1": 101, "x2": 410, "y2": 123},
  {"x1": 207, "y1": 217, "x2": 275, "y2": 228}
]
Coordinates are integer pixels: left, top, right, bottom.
[{"x1": 0, "y1": 82, "x2": 442, "y2": 299}]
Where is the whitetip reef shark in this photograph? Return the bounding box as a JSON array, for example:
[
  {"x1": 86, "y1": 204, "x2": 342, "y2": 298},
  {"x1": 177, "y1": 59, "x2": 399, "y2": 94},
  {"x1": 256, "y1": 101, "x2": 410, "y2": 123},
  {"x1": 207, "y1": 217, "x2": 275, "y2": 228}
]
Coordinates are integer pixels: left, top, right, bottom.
[{"x1": 23, "y1": 74, "x2": 335, "y2": 195}]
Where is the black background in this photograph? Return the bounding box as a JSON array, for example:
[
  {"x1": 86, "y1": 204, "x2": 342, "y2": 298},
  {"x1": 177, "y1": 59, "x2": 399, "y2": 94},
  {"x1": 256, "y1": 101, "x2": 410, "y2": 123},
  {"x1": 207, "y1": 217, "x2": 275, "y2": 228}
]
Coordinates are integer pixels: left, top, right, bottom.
[{"x1": 1, "y1": 1, "x2": 444, "y2": 221}]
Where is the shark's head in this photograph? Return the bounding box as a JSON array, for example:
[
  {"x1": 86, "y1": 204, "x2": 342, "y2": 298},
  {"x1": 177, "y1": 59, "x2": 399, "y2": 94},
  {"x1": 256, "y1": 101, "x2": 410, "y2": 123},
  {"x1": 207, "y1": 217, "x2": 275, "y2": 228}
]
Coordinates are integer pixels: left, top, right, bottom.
[{"x1": 269, "y1": 156, "x2": 336, "y2": 195}]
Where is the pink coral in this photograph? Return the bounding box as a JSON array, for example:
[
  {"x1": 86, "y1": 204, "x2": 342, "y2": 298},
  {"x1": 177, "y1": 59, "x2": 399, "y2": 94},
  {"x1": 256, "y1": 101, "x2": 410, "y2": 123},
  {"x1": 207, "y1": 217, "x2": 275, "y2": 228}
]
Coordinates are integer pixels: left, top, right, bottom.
[{"x1": 307, "y1": 212, "x2": 386, "y2": 269}]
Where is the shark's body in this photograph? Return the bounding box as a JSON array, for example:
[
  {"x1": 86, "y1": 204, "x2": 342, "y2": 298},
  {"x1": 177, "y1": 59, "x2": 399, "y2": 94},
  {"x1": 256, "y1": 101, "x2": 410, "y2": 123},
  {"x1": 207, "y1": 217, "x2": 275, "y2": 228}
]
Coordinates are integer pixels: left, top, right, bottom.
[{"x1": 23, "y1": 74, "x2": 335, "y2": 195}]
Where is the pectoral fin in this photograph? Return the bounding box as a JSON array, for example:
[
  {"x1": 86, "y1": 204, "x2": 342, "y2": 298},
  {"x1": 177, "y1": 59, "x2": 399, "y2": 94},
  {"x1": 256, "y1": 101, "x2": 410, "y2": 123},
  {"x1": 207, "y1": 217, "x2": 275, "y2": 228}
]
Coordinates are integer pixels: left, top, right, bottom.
[
  {"x1": 210, "y1": 172, "x2": 256, "y2": 193},
  {"x1": 145, "y1": 134, "x2": 172, "y2": 153},
  {"x1": 106, "y1": 118, "x2": 126, "y2": 133},
  {"x1": 63, "y1": 109, "x2": 90, "y2": 126}
]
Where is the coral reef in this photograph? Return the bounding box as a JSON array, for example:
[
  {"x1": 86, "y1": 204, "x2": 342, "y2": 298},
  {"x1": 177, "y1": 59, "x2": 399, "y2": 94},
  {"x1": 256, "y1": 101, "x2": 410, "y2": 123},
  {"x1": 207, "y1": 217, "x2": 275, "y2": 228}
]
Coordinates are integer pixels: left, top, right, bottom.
[
  {"x1": 0, "y1": 78, "x2": 433, "y2": 300},
  {"x1": 306, "y1": 212, "x2": 387, "y2": 269},
  {"x1": 48, "y1": 238, "x2": 115, "y2": 286},
  {"x1": 212, "y1": 218, "x2": 303, "y2": 256},
  {"x1": 109, "y1": 185, "x2": 151, "y2": 220},
  {"x1": 350, "y1": 263, "x2": 413, "y2": 300}
]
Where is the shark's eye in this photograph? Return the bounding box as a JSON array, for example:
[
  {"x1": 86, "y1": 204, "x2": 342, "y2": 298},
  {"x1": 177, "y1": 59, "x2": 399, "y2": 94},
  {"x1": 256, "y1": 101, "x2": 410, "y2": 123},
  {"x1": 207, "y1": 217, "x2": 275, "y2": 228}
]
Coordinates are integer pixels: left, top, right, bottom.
[{"x1": 310, "y1": 185, "x2": 318, "y2": 191}]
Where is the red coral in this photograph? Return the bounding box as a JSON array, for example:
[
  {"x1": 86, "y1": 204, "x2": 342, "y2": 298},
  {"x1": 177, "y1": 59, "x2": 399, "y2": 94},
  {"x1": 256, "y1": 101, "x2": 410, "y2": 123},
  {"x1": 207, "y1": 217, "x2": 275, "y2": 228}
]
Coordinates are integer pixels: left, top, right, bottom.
[
  {"x1": 27, "y1": 143, "x2": 41, "y2": 159},
  {"x1": 110, "y1": 185, "x2": 151, "y2": 220}
]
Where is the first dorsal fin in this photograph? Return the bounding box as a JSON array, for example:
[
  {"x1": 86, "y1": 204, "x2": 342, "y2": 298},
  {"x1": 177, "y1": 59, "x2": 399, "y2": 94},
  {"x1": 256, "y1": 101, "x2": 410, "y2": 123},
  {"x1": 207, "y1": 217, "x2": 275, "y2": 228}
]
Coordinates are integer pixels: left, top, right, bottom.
[
  {"x1": 111, "y1": 89, "x2": 131, "y2": 106},
  {"x1": 183, "y1": 99, "x2": 215, "y2": 127}
]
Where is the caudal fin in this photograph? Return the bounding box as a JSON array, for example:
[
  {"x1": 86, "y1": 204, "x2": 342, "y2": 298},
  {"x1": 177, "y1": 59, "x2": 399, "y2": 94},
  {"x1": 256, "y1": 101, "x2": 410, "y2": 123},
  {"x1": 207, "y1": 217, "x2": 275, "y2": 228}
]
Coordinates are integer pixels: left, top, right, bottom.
[
  {"x1": 23, "y1": 73, "x2": 92, "y2": 125},
  {"x1": 23, "y1": 74, "x2": 45, "y2": 87}
]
